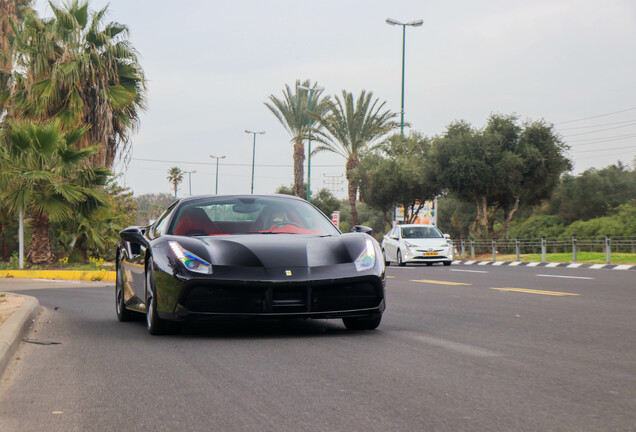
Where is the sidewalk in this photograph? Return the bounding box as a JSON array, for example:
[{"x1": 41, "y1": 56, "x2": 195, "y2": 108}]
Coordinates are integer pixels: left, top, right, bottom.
[{"x1": 0, "y1": 293, "x2": 39, "y2": 377}]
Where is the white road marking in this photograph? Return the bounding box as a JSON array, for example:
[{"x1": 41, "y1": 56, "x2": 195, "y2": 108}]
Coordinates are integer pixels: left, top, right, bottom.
[
  {"x1": 546, "y1": 263, "x2": 560, "y2": 268},
  {"x1": 536, "y1": 274, "x2": 594, "y2": 280},
  {"x1": 492, "y1": 261, "x2": 505, "y2": 266},
  {"x1": 450, "y1": 269, "x2": 488, "y2": 274},
  {"x1": 526, "y1": 262, "x2": 541, "y2": 267},
  {"x1": 567, "y1": 263, "x2": 583, "y2": 268},
  {"x1": 590, "y1": 264, "x2": 605, "y2": 269},
  {"x1": 396, "y1": 331, "x2": 500, "y2": 358},
  {"x1": 614, "y1": 265, "x2": 634, "y2": 270},
  {"x1": 509, "y1": 261, "x2": 522, "y2": 266}
]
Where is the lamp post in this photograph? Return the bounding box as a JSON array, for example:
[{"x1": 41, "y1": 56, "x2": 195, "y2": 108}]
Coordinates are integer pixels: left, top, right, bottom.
[
  {"x1": 297, "y1": 84, "x2": 324, "y2": 202},
  {"x1": 245, "y1": 130, "x2": 265, "y2": 194},
  {"x1": 183, "y1": 170, "x2": 196, "y2": 195},
  {"x1": 385, "y1": 18, "x2": 423, "y2": 137},
  {"x1": 209, "y1": 155, "x2": 226, "y2": 194}
]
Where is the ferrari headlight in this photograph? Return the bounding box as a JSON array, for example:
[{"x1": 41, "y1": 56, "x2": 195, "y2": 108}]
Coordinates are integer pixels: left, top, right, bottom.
[
  {"x1": 169, "y1": 241, "x2": 212, "y2": 274},
  {"x1": 355, "y1": 239, "x2": 376, "y2": 271}
]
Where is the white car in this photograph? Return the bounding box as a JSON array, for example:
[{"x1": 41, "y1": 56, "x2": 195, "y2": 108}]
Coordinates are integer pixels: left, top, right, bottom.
[{"x1": 381, "y1": 224, "x2": 453, "y2": 266}]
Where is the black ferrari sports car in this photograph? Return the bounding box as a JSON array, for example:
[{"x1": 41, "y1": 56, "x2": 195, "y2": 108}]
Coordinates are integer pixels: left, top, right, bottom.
[{"x1": 116, "y1": 194, "x2": 386, "y2": 334}]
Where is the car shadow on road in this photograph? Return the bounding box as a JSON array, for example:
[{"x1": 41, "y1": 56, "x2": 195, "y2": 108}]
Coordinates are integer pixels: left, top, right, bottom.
[{"x1": 128, "y1": 317, "x2": 381, "y2": 340}]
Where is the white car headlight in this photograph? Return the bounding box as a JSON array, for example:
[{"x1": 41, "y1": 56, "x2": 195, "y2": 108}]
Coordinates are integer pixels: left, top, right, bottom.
[
  {"x1": 355, "y1": 239, "x2": 376, "y2": 271},
  {"x1": 404, "y1": 241, "x2": 417, "y2": 249},
  {"x1": 169, "y1": 241, "x2": 212, "y2": 274}
]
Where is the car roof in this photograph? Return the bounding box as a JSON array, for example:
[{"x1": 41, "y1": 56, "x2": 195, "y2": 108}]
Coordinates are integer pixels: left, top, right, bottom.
[
  {"x1": 398, "y1": 224, "x2": 438, "y2": 228},
  {"x1": 175, "y1": 194, "x2": 307, "y2": 205}
]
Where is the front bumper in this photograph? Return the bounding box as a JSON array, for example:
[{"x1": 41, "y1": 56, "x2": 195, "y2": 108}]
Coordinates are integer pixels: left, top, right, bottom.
[
  {"x1": 156, "y1": 274, "x2": 386, "y2": 321},
  {"x1": 402, "y1": 247, "x2": 452, "y2": 263}
]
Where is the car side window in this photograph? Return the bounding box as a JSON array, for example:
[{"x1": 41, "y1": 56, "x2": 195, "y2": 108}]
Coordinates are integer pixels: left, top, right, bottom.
[{"x1": 152, "y1": 204, "x2": 177, "y2": 237}]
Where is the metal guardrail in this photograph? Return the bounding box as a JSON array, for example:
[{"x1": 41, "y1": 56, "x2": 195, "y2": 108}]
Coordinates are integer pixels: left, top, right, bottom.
[{"x1": 453, "y1": 235, "x2": 636, "y2": 265}]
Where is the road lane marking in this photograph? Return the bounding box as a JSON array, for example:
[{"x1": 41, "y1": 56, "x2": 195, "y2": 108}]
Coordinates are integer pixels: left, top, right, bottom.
[
  {"x1": 411, "y1": 279, "x2": 471, "y2": 286},
  {"x1": 450, "y1": 269, "x2": 488, "y2": 274},
  {"x1": 536, "y1": 274, "x2": 594, "y2": 280},
  {"x1": 396, "y1": 331, "x2": 500, "y2": 358},
  {"x1": 386, "y1": 276, "x2": 395, "y2": 279},
  {"x1": 490, "y1": 287, "x2": 579, "y2": 296}
]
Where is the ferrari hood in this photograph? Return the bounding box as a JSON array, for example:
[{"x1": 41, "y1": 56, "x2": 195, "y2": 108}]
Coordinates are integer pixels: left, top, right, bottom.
[{"x1": 196, "y1": 234, "x2": 363, "y2": 268}]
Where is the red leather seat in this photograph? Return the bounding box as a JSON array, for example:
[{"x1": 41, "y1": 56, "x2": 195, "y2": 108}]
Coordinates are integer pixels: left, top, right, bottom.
[{"x1": 174, "y1": 207, "x2": 220, "y2": 236}]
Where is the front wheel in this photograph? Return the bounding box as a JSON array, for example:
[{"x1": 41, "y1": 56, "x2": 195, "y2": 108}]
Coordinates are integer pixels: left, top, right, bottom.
[
  {"x1": 397, "y1": 249, "x2": 406, "y2": 267},
  {"x1": 145, "y1": 257, "x2": 165, "y2": 335},
  {"x1": 115, "y1": 262, "x2": 134, "y2": 322},
  {"x1": 443, "y1": 261, "x2": 452, "y2": 266},
  {"x1": 343, "y1": 315, "x2": 382, "y2": 330}
]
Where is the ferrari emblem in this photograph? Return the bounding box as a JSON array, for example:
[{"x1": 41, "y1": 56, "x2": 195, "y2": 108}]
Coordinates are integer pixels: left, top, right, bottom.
[{"x1": 285, "y1": 270, "x2": 292, "y2": 276}]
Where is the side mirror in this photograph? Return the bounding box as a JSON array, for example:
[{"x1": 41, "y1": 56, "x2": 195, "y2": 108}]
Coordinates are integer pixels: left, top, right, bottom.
[
  {"x1": 351, "y1": 225, "x2": 373, "y2": 236},
  {"x1": 443, "y1": 234, "x2": 450, "y2": 240},
  {"x1": 120, "y1": 226, "x2": 146, "y2": 244}
]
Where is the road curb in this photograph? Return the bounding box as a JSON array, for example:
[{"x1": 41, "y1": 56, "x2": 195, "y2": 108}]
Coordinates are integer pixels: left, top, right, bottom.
[
  {"x1": 0, "y1": 295, "x2": 40, "y2": 377},
  {"x1": 0, "y1": 270, "x2": 116, "y2": 282},
  {"x1": 451, "y1": 260, "x2": 636, "y2": 270}
]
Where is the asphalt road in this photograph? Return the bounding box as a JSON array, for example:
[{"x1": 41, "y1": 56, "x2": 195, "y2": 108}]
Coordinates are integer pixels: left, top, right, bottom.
[{"x1": 0, "y1": 265, "x2": 635, "y2": 432}]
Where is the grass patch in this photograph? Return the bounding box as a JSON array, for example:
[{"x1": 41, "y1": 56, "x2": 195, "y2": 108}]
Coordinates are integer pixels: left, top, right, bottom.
[
  {"x1": 485, "y1": 252, "x2": 635, "y2": 265},
  {"x1": 0, "y1": 261, "x2": 115, "y2": 271}
]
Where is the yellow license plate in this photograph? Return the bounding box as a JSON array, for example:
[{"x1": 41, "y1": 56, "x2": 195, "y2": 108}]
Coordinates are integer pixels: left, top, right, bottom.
[{"x1": 424, "y1": 252, "x2": 438, "y2": 256}]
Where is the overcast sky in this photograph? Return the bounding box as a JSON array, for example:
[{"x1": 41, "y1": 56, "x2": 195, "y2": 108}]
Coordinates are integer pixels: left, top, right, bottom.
[{"x1": 35, "y1": 0, "x2": 636, "y2": 199}]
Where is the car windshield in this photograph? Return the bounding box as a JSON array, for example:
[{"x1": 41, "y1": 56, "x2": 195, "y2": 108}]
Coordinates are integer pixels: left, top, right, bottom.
[
  {"x1": 401, "y1": 226, "x2": 443, "y2": 239},
  {"x1": 168, "y1": 196, "x2": 340, "y2": 236}
]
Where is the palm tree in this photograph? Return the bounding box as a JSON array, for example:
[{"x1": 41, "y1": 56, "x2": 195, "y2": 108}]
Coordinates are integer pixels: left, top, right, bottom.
[
  {"x1": 6, "y1": 1, "x2": 146, "y2": 168},
  {"x1": 167, "y1": 167, "x2": 183, "y2": 199},
  {"x1": 0, "y1": 119, "x2": 111, "y2": 264},
  {"x1": 265, "y1": 79, "x2": 329, "y2": 198},
  {"x1": 314, "y1": 90, "x2": 399, "y2": 225},
  {"x1": 0, "y1": 0, "x2": 32, "y2": 114}
]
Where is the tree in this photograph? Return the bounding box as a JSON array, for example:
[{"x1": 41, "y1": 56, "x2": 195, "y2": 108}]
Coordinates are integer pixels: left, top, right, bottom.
[
  {"x1": 0, "y1": 119, "x2": 111, "y2": 264},
  {"x1": 314, "y1": 90, "x2": 399, "y2": 225},
  {"x1": 0, "y1": 0, "x2": 32, "y2": 114},
  {"x1": 429, "y1": 114, "x2": 571, "y2": 238},
  {"x1": 5, "y1": 0, "x2": 146, "y2": 168},
  {"x1": 53, "y1": 177, "x2": 137, "y2": 262},
  {"x1": 549, "y1": 162, "x2": 636, "y2": 223},
  {"x1": 275, "y1": 184, "x2": 340, "y2": 218},
  {"x1": 265, "y1": 79, "x2": 329, "y2": 198},
  {"x1": 354, "y1": 132, "x2": 442, "y2": 230},
  {"x1": 167, "y1": 167, "x2": 183, "y2": 199}
]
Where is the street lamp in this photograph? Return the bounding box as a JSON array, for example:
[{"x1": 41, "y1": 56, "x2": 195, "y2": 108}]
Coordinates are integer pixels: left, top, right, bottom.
[
  {"x1": 385, "y1": 18, "x2": 423, "y2": 137},
  {"x1": 209, "y1": 155, "x2": 226, "y2": 194},
  {"x1": 297, "y1": 84, "x2": 324, "y2": 202},
  {"x1": 245, "y1": 130, "x2": 265, "y2": 194},
  {"x1": 183, "y1": 170, "x2": 196, "y2": 195}
]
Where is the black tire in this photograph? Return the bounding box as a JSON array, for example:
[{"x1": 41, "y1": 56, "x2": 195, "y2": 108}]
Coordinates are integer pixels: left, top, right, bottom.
[
  {"x1": 443, "y1": 261, "x2": 452, "y2": 266},
  {"x1": 383, "y1": 249, "x2": 391, "y2": 266},
  {"x1": 145, "y1": 257, "x2": 165, "y2": 335},
  {"x1": 426, "y1": 262, "x2": 433, "y2": 266},
  {"x1": 397, "y1": 249, "x2": 406, "y2": 267},
  {"x1": 343, "y1": 315, "x2": 382, "y2": 330},
  {"x1": 115, "y1": 261, "x2": 134, "y2": 322}
]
